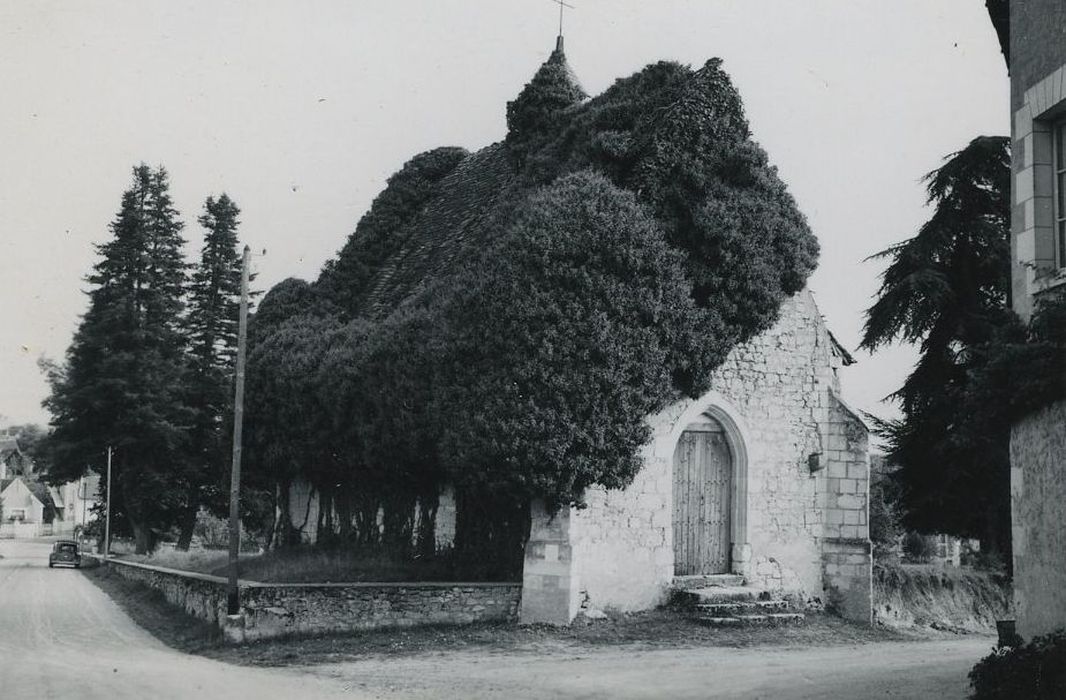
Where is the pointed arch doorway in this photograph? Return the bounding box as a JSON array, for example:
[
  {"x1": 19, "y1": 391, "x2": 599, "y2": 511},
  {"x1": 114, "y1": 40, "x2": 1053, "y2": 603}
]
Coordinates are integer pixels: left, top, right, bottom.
[{"x1": 672, "y1": 413, "x2": 735, "y2": 576}]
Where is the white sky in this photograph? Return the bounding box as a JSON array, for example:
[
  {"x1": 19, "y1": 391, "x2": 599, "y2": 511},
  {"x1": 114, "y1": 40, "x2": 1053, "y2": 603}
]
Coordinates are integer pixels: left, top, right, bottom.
[{"x1": 0, "y1": 0, "x2": 1008, "y2": 428}]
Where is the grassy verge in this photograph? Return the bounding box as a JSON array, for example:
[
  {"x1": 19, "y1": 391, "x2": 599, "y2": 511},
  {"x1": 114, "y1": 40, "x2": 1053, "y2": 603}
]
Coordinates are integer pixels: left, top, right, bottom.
[
  {"x1": 873, "y1": 562, "x2": 1012, "y2": 633},
  {"x1": 82, "y1": 563, "x2": 905, "y2": 668},
  {"x1": 123, "y1": 545, "x2": 514, "y2": 584},
  {"x1": 82, "y1": 564, "x2": 223, "y2": 653},
  {"x1": 211, "y1": 611, "x2": 909, "y2": 668}
]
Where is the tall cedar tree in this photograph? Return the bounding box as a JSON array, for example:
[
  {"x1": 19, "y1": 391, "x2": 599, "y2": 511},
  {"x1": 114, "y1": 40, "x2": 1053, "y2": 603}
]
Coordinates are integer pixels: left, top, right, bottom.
[
  {"x1": 176, "y1": 194, "x2": 244, "y2": 550},
  {"x1": 861, "y1": 136, "x2": 1014, "y2": 557},
  {"x1": 43, "y1": 165, "x2": 191, "y2": 553}
]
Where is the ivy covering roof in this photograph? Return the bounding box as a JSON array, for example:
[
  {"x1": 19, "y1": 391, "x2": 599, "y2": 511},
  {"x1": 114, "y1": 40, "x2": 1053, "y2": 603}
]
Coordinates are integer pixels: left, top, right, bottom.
[
  {"x1": 361, "y1": 143, "x2": 518, "y2": 317},
  {"x1": 251, "y1": 41, "x2": 821, "y2": 511}
]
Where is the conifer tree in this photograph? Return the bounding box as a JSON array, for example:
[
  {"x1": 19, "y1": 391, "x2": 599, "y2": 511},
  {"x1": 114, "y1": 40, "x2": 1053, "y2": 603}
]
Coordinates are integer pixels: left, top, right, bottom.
[
  {"x1": 176, "y1": 193, "x2": 244, "y2": 550},
  {"x1": 861, "y1": 136, "x2": 1014, "y2": 556},
  {"x1": 44, "y1": 164, "x2": 191, "y2": 553}
]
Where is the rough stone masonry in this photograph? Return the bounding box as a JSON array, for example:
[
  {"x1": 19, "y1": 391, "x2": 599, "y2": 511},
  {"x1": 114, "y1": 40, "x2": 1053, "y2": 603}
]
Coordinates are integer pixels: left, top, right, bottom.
[{"x1": 521, "y1": 290, "x2": 873, "y2": 625}]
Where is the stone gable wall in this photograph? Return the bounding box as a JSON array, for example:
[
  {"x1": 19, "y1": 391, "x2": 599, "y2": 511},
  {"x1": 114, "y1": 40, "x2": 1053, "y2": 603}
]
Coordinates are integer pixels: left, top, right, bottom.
[
  {"x1": 523, "y1": 290, "x2": 872, "y2": 622},
  {"x1": 820, "y1": 393, "x2": 873, "y2": 623}
]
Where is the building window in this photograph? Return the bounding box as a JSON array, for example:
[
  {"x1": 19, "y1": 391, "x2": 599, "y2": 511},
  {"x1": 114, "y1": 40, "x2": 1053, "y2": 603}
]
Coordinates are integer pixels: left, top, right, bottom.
[{"x1": 1057, "y1": 119, "x2": 1066, "y2": 269}]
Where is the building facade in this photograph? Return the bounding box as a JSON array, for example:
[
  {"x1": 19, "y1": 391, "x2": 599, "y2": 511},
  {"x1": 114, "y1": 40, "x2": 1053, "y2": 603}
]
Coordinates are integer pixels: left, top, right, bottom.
[
  {"x1": 1008, "y1": 0, "x2": 1066, "y2": 641},
  {"x1": 521, "y1": 290, "x2": 872, "y2": 624}
]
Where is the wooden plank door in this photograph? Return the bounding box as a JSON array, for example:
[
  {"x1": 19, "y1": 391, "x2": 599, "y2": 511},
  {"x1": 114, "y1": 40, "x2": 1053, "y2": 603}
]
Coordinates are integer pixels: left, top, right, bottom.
[{"x1": 672, "y1": 424, "x2": 732, "y2": 575}]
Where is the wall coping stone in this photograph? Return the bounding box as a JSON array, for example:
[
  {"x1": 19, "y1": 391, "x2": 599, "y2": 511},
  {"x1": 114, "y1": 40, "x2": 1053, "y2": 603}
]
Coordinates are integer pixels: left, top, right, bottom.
[{"x1": 102, "y1": 555, "x2": 520, "y2": 589}]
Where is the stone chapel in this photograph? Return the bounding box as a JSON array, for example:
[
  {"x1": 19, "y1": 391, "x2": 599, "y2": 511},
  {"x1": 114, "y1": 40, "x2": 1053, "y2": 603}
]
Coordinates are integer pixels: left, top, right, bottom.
[{"x1": 287, "y1": 35, "x2": 874, "y2": 627}]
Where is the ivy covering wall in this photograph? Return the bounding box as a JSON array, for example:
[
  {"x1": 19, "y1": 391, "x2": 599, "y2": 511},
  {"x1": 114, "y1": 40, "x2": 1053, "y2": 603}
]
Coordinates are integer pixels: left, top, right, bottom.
[{"x1": 243, "y1": 49, "x2": 819, "y2": 564}]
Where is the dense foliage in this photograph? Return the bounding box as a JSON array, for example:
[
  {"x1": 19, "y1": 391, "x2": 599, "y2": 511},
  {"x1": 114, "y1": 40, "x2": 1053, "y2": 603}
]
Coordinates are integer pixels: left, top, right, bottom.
[
  {"x1": 428, "y1": 172, "x2": 706, "y2": 508},
  {"x1": 178, "y1": 194, "x2": 246, "y2": 549},
  {"x1": 44, "y1": 165, "x2": 192, "y2": 553},
  {"x1": 962, "y1": 288, "x2": 1066, "y2": 425},
  {"x1": 246, "y1": 51, "x2": 819, "y2": 562},
  {"x1": 519, "y1": 59, "x2": 818, "y2": 373},
  {"x1": 869, "y1": 457, "x2": 904, "y2": 559},
  {"x1": 861, "y1": 136, "x2": 1015, "y2": 557},
  {"x1": 42, "y1": 166, "x2": 249, "y2": 553},
  {"x1": 970, "y1": 630, "x2": 1066, "y2": 699}
]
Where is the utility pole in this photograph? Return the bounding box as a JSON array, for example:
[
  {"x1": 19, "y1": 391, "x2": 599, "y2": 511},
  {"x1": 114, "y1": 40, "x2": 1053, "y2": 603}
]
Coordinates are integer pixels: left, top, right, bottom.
[
  {"x1": 80, "y1": 472, "x2": 86, "y2": 538},
  {"x1": 104, "y1": 447, "x2": 112, "y2": 559},
  {"x1": 227, "y1": 245, "x2": 251, "y2": 615}
]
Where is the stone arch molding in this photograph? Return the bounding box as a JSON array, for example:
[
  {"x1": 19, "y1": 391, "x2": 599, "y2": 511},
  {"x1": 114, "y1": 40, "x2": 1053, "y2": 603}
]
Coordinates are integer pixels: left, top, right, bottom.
[{"x1": 654, "y1": 389, "x2": 753, "y2": 577}]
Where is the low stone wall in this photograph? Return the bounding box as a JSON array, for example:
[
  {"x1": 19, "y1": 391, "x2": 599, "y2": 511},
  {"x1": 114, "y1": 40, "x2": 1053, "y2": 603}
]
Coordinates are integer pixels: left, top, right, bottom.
[
  {"x1": 235, "y1": 581, "x2": 521, "y2": 642},
  {"x1": 98, "y1": 558, "x2": 521, "y2": 642},
  {"x1": 97, "y1": 558, "x2": 232, "y2": 624}
]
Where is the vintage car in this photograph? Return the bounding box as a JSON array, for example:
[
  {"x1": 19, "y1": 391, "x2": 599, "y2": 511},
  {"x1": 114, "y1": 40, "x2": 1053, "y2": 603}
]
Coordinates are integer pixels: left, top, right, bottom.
[{"x1": 48, "y1": 540, "x2": 81, "y2": 568}]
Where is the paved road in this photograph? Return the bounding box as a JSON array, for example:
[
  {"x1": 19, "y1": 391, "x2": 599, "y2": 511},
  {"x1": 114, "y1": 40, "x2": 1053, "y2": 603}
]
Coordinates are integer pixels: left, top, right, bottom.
[
  {"x1": 0, "y1": 539, "x2": 354, "y2": 699},
  {"x1": 0, "y1": 538, "x2": 993, "y2": 699},
  {"x1": 315, "y1": 636, "x2": 993, "y2": 699}
]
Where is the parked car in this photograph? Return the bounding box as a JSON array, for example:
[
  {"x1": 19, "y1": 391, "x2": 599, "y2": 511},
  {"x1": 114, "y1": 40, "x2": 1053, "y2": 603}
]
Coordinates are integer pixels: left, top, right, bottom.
[{"x1": 48, "y1": 540, "x2": 81, "y2": 568}]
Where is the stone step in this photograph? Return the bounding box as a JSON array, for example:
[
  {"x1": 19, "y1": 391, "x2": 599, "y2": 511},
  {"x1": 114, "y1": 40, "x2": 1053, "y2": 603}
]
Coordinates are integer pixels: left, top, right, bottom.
[
  {"x1": 672, "y1": 574, "x2": 745, "y2": 590},
  {"x1": 695, "y1": 599, "x2": 788, "y2": 616},
  {"x1": 682, "y1": 585, "x2": 766, "y2": 604},
  {"x1": 694, "y1": 612, "x2": 806, "y2": 627}
]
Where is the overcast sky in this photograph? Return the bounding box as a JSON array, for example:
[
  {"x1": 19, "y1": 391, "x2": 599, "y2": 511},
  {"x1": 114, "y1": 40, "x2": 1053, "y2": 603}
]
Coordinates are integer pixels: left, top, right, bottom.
[{"x1": 0, "y1": 0, "x2": 1008, "y2": 429}]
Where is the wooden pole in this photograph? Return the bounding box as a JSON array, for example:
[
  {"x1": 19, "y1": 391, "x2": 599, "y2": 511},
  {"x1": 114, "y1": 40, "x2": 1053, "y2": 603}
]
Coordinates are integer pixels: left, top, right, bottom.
[
  {"x1": 104, "y1": 447, "x2": 112, "y2": 559},
  {"x1": 227, "y1": 245, "x2": 251, "y2": 615}
]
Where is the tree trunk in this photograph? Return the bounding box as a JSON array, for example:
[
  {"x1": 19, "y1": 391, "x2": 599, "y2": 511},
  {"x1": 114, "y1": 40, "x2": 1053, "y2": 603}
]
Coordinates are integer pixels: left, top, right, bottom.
[
  {"x1": 272, "y1": 478, "x2": 297, "y2": 549},
  {"x1": 336, "y1": 489, "x2": 352, "y2": 542},
  {"x1": 416, "y1": 488, "x2": 439, "y2": 558},
  {"x1": 131, "y1": 519, "x2": 152, "y2": 555},
  {"x1": 175, "y1": 485, "x2": 199, "y2": 551},
  {"x1": 263, "y1": 484, "x2": 279, "y2": 551},
  {"x1": 321, "y1": 486, "x2": 335, "y2": 545}
]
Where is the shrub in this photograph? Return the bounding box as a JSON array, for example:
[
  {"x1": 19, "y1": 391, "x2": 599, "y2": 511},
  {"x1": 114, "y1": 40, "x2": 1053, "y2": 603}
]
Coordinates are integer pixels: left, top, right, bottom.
[
  {"x1": 969, "y1": 630, "x2": 1066, "y2": 699},
  {"x1": 429, "y1": 171, "x2": 708, "y2": 508},
  {"x1": 902, "y1": 531, "x2": 936, "y2": 562}
]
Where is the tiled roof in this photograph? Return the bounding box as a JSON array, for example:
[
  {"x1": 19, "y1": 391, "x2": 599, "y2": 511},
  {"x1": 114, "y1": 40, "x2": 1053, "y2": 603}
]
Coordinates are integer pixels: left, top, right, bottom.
[{"x1": 23, "y1": 479, "x2": 55, "y2": 510}]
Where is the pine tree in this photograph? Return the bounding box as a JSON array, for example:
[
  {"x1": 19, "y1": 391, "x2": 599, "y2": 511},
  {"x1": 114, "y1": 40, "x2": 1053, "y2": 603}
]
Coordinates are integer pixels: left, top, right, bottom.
[
  {"x1": 176, "y1": 194, "x2": 244, "y2": 549},
  {"x1": 44, "y1": 164, "x2": 191, "y2": 553}
]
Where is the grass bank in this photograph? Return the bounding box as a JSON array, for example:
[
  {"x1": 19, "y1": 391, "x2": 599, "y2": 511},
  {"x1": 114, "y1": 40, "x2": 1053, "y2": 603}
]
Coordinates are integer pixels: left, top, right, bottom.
[
  {"x1": 121, "y1": 545, "x2": 509, "y2": 583},
  {"x1": 873, "y1": 563, "x2": 1011, "y2": 633}
]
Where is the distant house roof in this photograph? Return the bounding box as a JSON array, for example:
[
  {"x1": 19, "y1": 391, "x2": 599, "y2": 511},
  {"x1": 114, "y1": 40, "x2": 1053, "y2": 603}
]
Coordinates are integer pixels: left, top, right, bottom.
[
  {"x1": 0, "y1": 475, "x2": 58, "y2": 519},
  {"x1": 24, "y1": 479, "x2": 57, "y2": 514},
  {"x1": 0, "y1": 437, "x2": 22, "y2": 462}
]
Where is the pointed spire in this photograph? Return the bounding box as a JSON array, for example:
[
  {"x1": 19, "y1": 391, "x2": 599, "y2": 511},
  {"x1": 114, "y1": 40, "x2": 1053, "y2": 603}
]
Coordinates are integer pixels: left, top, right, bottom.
[{"x1": 505, "y1": 37, "x2": 587, "y2": 159}]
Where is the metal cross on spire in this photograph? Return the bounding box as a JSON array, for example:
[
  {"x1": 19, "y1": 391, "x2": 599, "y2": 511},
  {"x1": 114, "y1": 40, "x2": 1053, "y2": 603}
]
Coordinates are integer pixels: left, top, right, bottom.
[{"x1": 548, "y1": 0, "x2": 575, "y2": 38}]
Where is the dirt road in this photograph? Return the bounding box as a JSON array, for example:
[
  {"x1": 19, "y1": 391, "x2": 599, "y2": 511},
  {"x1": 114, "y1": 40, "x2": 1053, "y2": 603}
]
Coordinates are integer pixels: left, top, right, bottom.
[
  {"x1": 312, "y1": 636, "x2": 992, "y2": 699},
  {"x1": 0, "y1": 539, "x2": 353, "y2": 699},
  {"x1": 0, "y1": 538, "x2": 992, "y2": 699}
]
